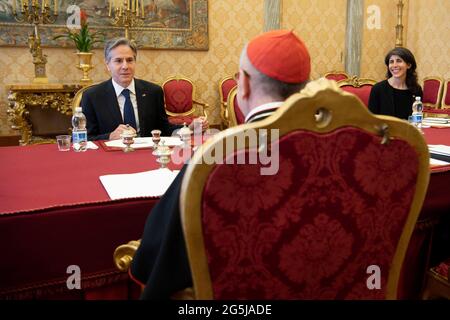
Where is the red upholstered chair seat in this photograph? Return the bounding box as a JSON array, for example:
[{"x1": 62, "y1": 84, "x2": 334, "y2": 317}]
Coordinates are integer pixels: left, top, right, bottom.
[
  {"x1": 339, "y1": 84, "x2": 373, "y2": 107},
  {"x1": 168, "y1": 115, "x2": 196, "y2": 125},
  {"x1": 337, "y1": 77, "x2": 376, "y2": 108},
  {"x1": 201, "y1": 128, "x2": 418, "y2": 299},
  {"x1": 422, "y1": 257, "x2": 450, "y2": 299},
  {"x1": 422, "y1": 77, "x2": 444, "y2": 109},
  {"x1": 433, "y1": 258, "x2": 450, "y2": 280}
]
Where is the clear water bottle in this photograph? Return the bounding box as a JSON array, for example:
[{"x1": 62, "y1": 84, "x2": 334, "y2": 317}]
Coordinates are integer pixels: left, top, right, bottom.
[
  {"x1": 411, "y1": 96, "x2": 423, "y2": 130},
  {"x1": 72, "y1": 107, "x2": 87, "y2": 152}
]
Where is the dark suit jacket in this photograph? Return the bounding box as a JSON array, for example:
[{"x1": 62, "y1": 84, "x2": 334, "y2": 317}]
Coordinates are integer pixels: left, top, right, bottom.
[
  {"x1": 368, "y1": 79, "x2": 423, "y2": 120},
  {"x1": 80, "y1": 78, "x2": 180, "y2": 141},
  {"x1": 130, "y1": 106, "x2": 279, "y2": 299}
]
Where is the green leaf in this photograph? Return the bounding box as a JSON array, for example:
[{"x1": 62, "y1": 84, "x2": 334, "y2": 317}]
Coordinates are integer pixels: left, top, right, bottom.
[{"x1": 53, "y1": 24, "x2": 104, "y2": 52}]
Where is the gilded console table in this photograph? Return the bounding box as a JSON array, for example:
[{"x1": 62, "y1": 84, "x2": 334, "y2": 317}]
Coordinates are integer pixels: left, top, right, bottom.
[{"x1": 6, "y1": 83, "x2": 83, "y2": 145}]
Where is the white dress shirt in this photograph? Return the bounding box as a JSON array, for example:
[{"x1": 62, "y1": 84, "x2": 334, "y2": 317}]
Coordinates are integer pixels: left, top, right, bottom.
[
  {"x1": 244, "y1": 101, "x2": 283, "y2": 123},
  {"x1": 111, "y1": 78, "x2": 140, "y2": 133}
]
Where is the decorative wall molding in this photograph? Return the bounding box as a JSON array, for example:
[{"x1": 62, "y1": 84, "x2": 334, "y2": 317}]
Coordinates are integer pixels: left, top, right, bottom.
[
  {"x1": 264, "y1": 0, "x2": 282, "y2": 31},
  {"x1": 345, "y1": 0, "x2": 364, "y2": 77}
]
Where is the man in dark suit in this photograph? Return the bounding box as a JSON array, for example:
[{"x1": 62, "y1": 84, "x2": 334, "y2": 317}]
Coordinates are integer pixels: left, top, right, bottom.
[
  {"x1": 130, "y1": 30, "x2": 311, "y2": 299},
  {"x1": 81, "y1": 38, "x2": 207, "y2": 141}
]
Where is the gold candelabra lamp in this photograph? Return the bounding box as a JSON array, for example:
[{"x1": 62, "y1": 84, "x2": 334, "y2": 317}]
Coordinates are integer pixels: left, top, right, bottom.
[
  {"x1": 13, "y1": 0, "x2": 58, "y2": 83},
  {"x1": 109, "y1": 0, "x2": 145, "y2": 40},
  {"x1": 395, "y1": 0, "x2": 404, "y2": 47}
]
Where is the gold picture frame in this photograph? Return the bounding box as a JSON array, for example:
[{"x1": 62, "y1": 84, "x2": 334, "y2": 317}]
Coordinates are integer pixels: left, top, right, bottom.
[{"x1": 0, "y1": 0, "x2": 208, "y2": 50}]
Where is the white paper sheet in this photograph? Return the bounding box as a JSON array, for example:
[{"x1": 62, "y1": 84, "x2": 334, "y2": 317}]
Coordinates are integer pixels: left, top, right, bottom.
[
  {"x1": 104, "y1": 137, "x2": 184, "y2": 149},
  {"x1": 423, "y1": 117, "x2": 449, "y2": 124},
  {"x1": 86, "y1": 141, "x2": 99, "y2": 149},
  {"x1": 422, "y1": 121, "x2": 450, "y2": 128},
  {"x1": 428, "y1": 144, "x2": 450, "y2": 156},
  {"x1": 430, "y1": 158, "x2": 450, "y2": 166},
  {"x1": 99, "y1": 168, "x2": 180, "y2": 200}
]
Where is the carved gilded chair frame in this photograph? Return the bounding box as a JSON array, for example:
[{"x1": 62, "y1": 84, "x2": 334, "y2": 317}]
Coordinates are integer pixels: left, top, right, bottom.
[
  {"x1": 337, "y1": 76, "x2": 377, "y2": 88},
  {"x1": 180, "y1": 79, "x2": 430, "y2": 299},
  {"x1": 225, "y1": 85, "x2": 238, "y2": 128},
  {"x1": 71, "y1": 83, "x2": 98, "y2": 112},
  {"x1": 218, "y1": 76, "x2": 236, "y2": 128},
  {"x1": 442, "y1": 79, "x2": 450, "y2": 110}
]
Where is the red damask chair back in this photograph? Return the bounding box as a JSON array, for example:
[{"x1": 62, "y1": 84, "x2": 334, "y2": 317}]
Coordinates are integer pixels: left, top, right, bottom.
[
  {"x1": 219, "y1": 76, "x2": 237, "y2": 128},
  {"x1": 162, "y1": 76, "x2": 208, "y2": 125},
  {"x1": 337, "y1": 76, "x2": 376, "y2": 107},
  {"x1": 324, "y1": 71, "x2": 349, "y2": 82},
  {"x1": 226, "y1": 86, "x2": 245, "y2": 127},
  {"x1": 180, "y1": 79, "x2": 430, "y2": 300},
  {"x1": 422, "y1": 76, "x2": 444, "y2": 109}
]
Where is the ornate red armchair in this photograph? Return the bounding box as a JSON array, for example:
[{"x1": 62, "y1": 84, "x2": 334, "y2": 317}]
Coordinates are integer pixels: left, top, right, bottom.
[
  {"x1": 225, "y1": 86, "x2": 245, "y2": 127},
  {"x1": 162, "y1": 75, "x2": 208, "y2": 125},
  {"x1": 180, "y1": 78, "x2": 430, "y2": 299},
  {"x1": 323, "y1": 70, "x2": 349, "y2": 82},
  {"x1": 218, "y1": 76, "x2": 237, "y2": 129},
  {"x1": 337, "y1": 76, "x2": 376, "y2": 107},
  {"x1": 422, "y1": 76, "x2": 444, "y2": 110}
]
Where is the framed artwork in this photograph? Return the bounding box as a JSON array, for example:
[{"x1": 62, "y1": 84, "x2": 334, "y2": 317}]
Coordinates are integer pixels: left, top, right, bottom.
[{"x1": 0, "y1": 0, "x2": 208, "y2": 50}]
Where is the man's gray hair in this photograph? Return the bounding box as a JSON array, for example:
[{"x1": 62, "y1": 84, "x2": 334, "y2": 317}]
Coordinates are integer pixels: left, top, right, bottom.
[{"x1": 104, "y1": 38, "x2": 137, "y2": 62}]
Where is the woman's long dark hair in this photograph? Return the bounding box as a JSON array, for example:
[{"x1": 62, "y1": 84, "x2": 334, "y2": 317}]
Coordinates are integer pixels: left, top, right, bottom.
[{"x1": 384, "y1": 47, "x2": 422, "y2": 96}]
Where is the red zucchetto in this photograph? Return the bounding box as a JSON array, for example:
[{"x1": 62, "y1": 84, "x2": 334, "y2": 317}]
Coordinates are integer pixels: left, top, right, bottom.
[{"x1": 247, "y1": 30, "x2": 311, "y2": 83}]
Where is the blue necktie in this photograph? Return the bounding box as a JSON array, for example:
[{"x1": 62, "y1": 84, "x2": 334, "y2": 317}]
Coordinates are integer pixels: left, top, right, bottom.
[{"x1": 122, "y1": 89, "x2": 137, "y2": 130}]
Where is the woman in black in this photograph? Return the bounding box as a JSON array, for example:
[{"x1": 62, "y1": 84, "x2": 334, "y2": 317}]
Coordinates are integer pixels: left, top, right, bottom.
[{"x1": 368, "y1": 47, "x2": 423, "y2": 120}]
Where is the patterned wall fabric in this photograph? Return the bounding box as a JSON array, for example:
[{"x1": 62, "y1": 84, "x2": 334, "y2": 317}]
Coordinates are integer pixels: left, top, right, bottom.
[
  {"x1": 361, "y1": 0, "x2": 400, "y2": 81},
  {"x1": 1, "y1": 0, "x2": 448, "y2": 135},
  {"x1": 407, "y1": 0, "x2": 450, "y2": 82},
  {"x1": 282, "y1": 0, "x2": 347, "y2": 79}
]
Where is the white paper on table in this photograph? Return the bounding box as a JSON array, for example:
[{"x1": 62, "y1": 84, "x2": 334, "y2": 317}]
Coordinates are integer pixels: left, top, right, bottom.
[
  {"x1": 99, "y1": 168, "x2": 180, "y2": 200},
  {"x1": 104, "y1": 137, "x2": 183, "y2": 149},
  {"x1": 430, "y1": 158, "x2": 450, "y2": 166},
  {"x1": 423, "y1": 117, "x2": 448, "y2": 124},
  {"x1": 86, "y1": 141, "x2": 99, "y2": 149},
  {"x1": 422, "y1": 121, "x2": 450, "y2": 128},
  {"x1": 428, "y1": 144, "x2": 450, "y2": 156}
]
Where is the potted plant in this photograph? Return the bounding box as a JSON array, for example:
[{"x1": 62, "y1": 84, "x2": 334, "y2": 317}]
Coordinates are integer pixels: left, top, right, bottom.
[{"x1": 54, "y1": 10, "x2": 104, "y2": 83}]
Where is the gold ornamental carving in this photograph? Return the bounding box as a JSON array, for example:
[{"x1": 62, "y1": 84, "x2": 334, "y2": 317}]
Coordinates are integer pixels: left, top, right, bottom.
[
  {"x1": 12, "y1": 0, "x2": 58, "y2": 83},
  {"x1": 337, "y1": 76, "x2": 377, "y2": 88},
  {"x1": 395, "y1": 0, "x2": 405, "y2": 47},
  {"x1": 113, "y1": 240, "x2": 141, "y2": 272},
  {"x1": 6, "y1": 84, "x2": 82, "y2": 145},
  {"x1": 109, "y1": 0, "x2": 145, "y2": 40}
]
